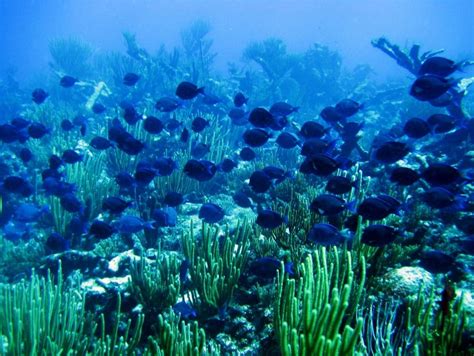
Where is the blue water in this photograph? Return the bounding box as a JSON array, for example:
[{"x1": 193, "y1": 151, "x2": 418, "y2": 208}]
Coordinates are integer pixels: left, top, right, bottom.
[{"x1": 0, "y1": 1, "x2": 473, "y2": 354}]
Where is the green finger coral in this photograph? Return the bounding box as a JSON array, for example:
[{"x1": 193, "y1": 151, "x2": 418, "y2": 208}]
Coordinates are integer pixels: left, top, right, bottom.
[
  {"x1": 182, "y1": 221, "x2": 251, "y2": 314},
  {"x1": 274, "y1": 247, "x2": 365, "y2": 355}
]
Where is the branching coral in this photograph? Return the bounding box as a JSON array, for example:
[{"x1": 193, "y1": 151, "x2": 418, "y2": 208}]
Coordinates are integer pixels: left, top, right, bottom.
[
  {"x1": 180, "y1": 20, "x2": 216, "y2": 81},
  {"x1": 94, "y1": 294, "x2": 144, "y2": 356},
  {"x1": 359, "y1": 285, "x2": 469, "y2": 355},
  {"x1": 129, "y1": 253, "x2": 181, "y2": 316},
  {"x1": 243, "y1": 38, "x2": 293, "y2": 81},
  {"x1": 67, "y1": 153, "x2": 118, "y2": 221},
  {"x1": 294, "y1": 43, "x2": 344, "y2": 106},
  {"x1": 0, "y1": 266, "x2": 90, "y2": 354},
  {"x1": 371, "y1": 37, "x2": 448, "y2": 76},
  {"x1": 242, "y1": 38, "x2": 297, "y2": 104},
  {"x1": 265, "y1": 192, "x2": 314, "y2": 270},
  {"x1": 359, "y1": 299, "x2": 403, "y2": 355},
  {"x1": 123, "y1": 32, "x2": 149, "y2": 62},
  {"x1": 274, "y1": 247, "x2": 366, "y2": 355},
  {"x1": 146, "y1": 311, "x2": 215, "y2": 355},
  {"x1": 49, "y1": 37, "x2": 94, "y2": 78},
  {"x1": 0, "y1": 263, "x2": 146, "y2": 355},
  {"x1": 409, "y1": 286, "x2": 468, "y2": 355},
  {"x1": 181, "y1": 221, "x2": 251, "y2": 314},
  {"x1": 0, "y1": 238, "x2": 46, "y2": 282},
  {"x1": 372, "y1": 37, "x2": 474, "y2": 119}
]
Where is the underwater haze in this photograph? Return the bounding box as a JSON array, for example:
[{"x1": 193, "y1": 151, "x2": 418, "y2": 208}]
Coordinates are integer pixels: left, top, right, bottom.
[
  {"x1": 0, "y1": 0, "x2": 474, "y2": 355},
  {"x1": 1, "y1": 0, "x2": 473, "y2": 80}
]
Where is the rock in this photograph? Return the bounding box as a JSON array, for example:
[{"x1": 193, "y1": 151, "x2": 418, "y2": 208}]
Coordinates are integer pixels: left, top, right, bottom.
[
  {"x1": 231, "y1": 316, "x2": 256, "y2": 340},
  {"x1": 81, "y1": 275, "x2": 131, "y2": 314},
  {"x1": 379, "y1": 266, "x2": 434, "y2": 298},
  {"x1": 457, "y1": 288, "x2": 474, "y2": 330},
  {"x1": 40, "y1": 250, "x2": 107, "y2": 278},
  {"x1": 81, "y1": 276, "x2": 130, "y2": 296},
  {"x1": 463, "y1": 151, "x2": 474, "y2": 165},
  {"x1": 108, "y1": 249, "x2": 142, "y2": 273},
  {"x1": 81, "y1": 278, "x2": 106, "y2": 295},
  {"x1": 215, "y1": 333, "x2": 239, "y2": 354},
  {"x1": 228, "y1": 206, "x2": 255, "y2": 226}
]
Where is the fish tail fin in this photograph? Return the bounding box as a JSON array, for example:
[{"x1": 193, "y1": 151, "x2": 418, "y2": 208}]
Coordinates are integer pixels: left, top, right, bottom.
[
  {"x1": 397, "y1": 199, "x2": 414, "y2": 215},
  {"x1": 145, "y1": 220, "x2": 156, "y2": 230},
  {"x1": 453, "y1": 195, "x2": 468, "y2": 211},
  {"x1": 336, "y1": 156, "x2": 353, "y2": 170},
  {"x1": 346, "y1": 200, "x2": 358, "y2": 214},
  {"x1": 284, "y1": 262, "x2": 295, "y2": 276},
  {"x1": 41, "y1": 204, "x2": 50, "y2": 214}
]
